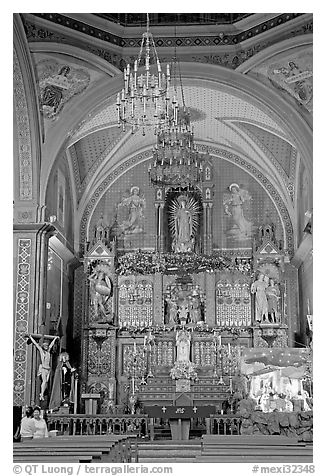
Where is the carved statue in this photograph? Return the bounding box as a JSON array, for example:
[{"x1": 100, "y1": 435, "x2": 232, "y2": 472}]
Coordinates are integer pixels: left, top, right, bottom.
[
  {"x1": 251, "y1": 274, "x2": 269, "y2": 323},
  {"x1": 94, "y1": 214, "x2": 107, "y2": 242},
  {"x1": 169, "y1": 195, "x2": 199, "y2": 253},
  {"x1": 189, "y1": 295, "x2": 202, "y2": 323},
  {"x1": 178, "y1": 302, "x2": 190, "y2": 323},
  {"x1": 176, "y1": 330, "x2": 191, "y2": 362},
  {"x1": 88, "y1": 267, "x2": 112, "y2": 321},
  {"x1": 28, "y1": 335, "x2": 60, "y2": 401},
  {"x1": 166, "y1": 298, "x2": 178, "y2": 324},
  {"x1": 49, "y1": 352, "x2": 75, "y2": 410},
  {"x1": 266, "y1": 279, "x2": 281, "y2": 323},
  {"x1": 175, "y1": 199, "x2": 193, "y2": 251}
]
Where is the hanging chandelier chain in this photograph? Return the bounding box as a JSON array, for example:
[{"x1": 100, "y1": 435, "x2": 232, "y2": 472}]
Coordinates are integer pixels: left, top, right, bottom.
[{"x1": 117, "y1": 12, "x2": 170, "y2": 134}]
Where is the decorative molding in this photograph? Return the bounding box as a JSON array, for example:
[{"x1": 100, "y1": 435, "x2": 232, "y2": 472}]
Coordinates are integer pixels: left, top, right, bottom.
[
  {"x1": 28, "y1": 13, "x2": 304, "y2": 49},
  {"x1": 13, "y1": 48, "x2": 33, "y2": 201},
  {"x1": 22, "y1": 14, "x2": 312, "y2": 72},
  {"x1": 79, "y1": 145, "x2": 294, "y2": 255},
  {"x1": 13, "y1": 238, "x2": 32, "y2": 405}
]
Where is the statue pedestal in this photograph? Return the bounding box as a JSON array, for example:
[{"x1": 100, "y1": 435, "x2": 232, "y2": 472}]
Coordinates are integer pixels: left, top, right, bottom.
[
  {"x1": 81, "y1": 393, "x2": 101, "y2": 414},
  {"x1": 169, "y1": 419, "x2": 190, "y2": 440}
]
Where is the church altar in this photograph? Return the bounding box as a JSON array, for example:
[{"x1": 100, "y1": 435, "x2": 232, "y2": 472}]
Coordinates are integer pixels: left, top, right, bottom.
[{"x1": 43, "y1": 180, "x2": 311, "y2": 424}]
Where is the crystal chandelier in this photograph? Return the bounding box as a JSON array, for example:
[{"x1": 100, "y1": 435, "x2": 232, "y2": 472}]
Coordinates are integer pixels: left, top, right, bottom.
[
  {"x1": 116, "y1": 14, "x2": 171, "y2": 135},
  {"x1": 148, "y1": 57, "x2": 204, "y2": 188}
]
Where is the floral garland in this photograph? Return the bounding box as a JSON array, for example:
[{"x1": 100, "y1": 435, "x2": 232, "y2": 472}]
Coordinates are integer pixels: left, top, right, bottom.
[
  {"x1": 116, "y1": 251, "x2": 252, "y2": 276},
  {"x1": 117, "y1": 325, "x2": 252, "y2": 335},
  {"x1": 170, "y1": 361, "x2": 198, "y2": 381}
]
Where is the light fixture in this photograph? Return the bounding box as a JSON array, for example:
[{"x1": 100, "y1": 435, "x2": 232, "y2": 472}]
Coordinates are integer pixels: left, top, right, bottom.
[
  {"x1": 148, "y1": 50, "x2": 205, "y2": 188},
  {"x1": 116, "y1": 14, "x2": 171, "y2": 135}
]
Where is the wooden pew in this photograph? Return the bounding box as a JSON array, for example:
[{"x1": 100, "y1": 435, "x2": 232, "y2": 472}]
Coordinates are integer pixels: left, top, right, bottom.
[
  {"x1": 14, "y1": 435, "x2": 136, "y2": 463},
  {"x1": 14, "y1": 456, "x2": 94, "y2": 463},
  {"x1": 196, "y1": 455, "x2": 313, "y2": 463},
  {"x1": 197, "y1": 435, "x2": 313, "y2": 463}
]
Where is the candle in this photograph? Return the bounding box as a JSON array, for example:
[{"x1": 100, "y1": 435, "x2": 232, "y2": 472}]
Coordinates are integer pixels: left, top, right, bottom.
[
  {"x1": 228, "y1": 343, "x2": 231, "y2": 355},
  {"x1": 219, "y1": 336, "x2": 222, "y2": 346},
  {"x1": 134, "y1": 342, "x2": 137, "y2": 352},
  {"x1": 307, "y1": 299, "x2": 310, "y2": 315}
]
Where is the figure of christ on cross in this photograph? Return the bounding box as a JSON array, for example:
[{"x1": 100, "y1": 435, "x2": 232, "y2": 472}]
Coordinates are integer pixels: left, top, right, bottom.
[{"x1": 28, "y1": 334, "x2": 60, "y2": 401}]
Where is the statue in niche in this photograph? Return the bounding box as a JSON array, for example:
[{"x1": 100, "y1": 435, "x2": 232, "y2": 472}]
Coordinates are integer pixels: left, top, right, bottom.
[
  {"x1": 169, "y1": 195, "x2": 200, "y2": 252},
  {"x1": 223, "y1": 183, "x2": 253, "y2": 240},
  {"x1": 94, "y1": 214, "x2": 109, "y2": 242},
  {"x1": 165, "y1": 284, "x2": 204, "y2": 325},
  {"x1": 250, "y1": 273, "x2": 269, "y2": 323},
  {"x1": 88, "y1": 266, "x2": 112, "y2": 321},
  {"x1": 189, "y1": 293, "x2": 203, "y2": 323},
  {"x1": 178, "y1": 302, "x2": 190, "y2": 324},
  {"x1": 265, "y1": 278, "x2": 281, "y2": 323},
  {"x1": 176, "y1": 330, "x2": 191, "y2": 362},
  {"x1": 166, "y1": 297, "x2": 179, "y2": 324},
  {"x1": 117, "y1": 186, "x2": 146, "y2": 234}
]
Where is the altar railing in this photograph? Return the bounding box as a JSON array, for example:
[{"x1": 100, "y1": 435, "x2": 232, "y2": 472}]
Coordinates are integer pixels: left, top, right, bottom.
[
  {"x1": 46, "y1": 413, "x2": 242, "y2": 437},
  {"x1": 209, "y1": 415, "x2": 242, "y2": 435},
  {"x1": 47, "y1": 414, "x2": 149, "y2": 437}
]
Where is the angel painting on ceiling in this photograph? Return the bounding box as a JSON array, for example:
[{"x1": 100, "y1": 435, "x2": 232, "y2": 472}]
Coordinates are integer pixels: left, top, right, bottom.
[
  {"x1": 37, "y1": 60, "x2": 90, "y2": 120},
  {"x1": 223, "y1": 183, "x2": 254, "y2": 241},
  {"x1": 268, "y1": 53, "x2": 313, "y2": 112}
]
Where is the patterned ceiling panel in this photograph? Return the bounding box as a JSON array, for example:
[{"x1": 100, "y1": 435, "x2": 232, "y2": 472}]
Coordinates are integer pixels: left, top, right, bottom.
[
  {"x1": 236, "y1": 123, "x2": 294, "y2": 177},
  {"x1": 72, "y1": 85, "x2": 285, "y2": 147},
  {"x1": 73, "y1": 126, "x2": 122, "y2": 183}
]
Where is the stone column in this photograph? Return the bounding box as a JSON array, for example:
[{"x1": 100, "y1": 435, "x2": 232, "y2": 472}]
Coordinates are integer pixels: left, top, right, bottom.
[
  {"x1": 206, "y1": 203, "x2": 213, "y2": 255},
  {"x1": 155, "y1": 204, "x2": 160, "y2": 251},
  {"x1": 284, "y1": 263, "x2": 299, "y2": 347},
  {"x1": 202, "y1": 203, "x2": 207, "y2": 254},
  {"x1": 204, "y1": 271, "x2": 216, "y2": 327},
  {"x1": 158, "y1": 204, "x2": 165, "y2": 252}
]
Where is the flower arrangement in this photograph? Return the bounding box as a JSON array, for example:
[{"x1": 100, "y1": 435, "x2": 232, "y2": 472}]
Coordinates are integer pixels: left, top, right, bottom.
[
  {"x1": 117, "y1": 325, "x2": 252, "y2": 336},
  {"x1": 116, "y1": 251, "x2": 252, "y2": 276},
  {"x1": 170, "y1": 361, "x2": 198, "y2": 380}
]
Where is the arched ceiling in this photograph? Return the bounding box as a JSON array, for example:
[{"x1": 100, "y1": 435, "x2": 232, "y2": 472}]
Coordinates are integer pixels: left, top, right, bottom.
[
  {"x1": 15, "y1": 12, "x2": 312, "y2": 253},
  {"x1": 68, "y1": 77, "x2": 297, "y2": 217}
]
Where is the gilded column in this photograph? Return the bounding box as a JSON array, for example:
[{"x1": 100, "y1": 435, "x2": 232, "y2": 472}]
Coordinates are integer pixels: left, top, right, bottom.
[
  {"x1": 202, "y1": 203, "x2": 207, "y2": 254},
  {"x1": 206, "y1": 203, "x2": 213, "y2": 255},
  {"x1": 153, "y1": 273, "x2": 164, "y2": 325}
]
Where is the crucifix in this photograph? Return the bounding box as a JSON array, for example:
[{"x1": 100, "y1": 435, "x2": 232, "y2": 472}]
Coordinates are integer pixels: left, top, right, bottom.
[{"x1": 27, "y1": 333, "x2": 60, "y2": 401}]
